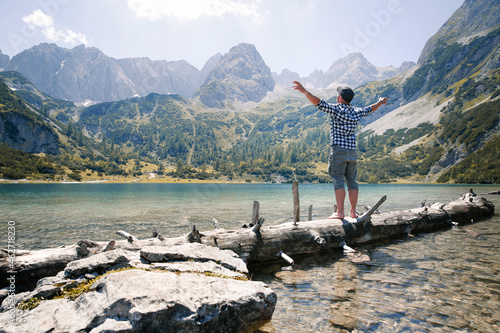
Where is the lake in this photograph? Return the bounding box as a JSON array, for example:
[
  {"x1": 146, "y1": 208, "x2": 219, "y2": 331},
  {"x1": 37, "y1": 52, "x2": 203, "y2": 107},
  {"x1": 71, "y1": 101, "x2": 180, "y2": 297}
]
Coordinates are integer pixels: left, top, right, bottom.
[{"x1": 1, "y1": 183, "x2": 499, "y2": 332}]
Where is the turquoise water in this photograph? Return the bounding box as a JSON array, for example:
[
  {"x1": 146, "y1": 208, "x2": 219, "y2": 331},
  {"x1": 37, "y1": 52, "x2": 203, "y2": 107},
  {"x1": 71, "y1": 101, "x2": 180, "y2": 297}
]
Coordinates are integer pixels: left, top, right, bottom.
[
  {"x1": 0, "y1": 183, "x2": 495, "y2": 250},
  {"x1": 1, "y1": 183, "x2": 499, "y2": 332}
]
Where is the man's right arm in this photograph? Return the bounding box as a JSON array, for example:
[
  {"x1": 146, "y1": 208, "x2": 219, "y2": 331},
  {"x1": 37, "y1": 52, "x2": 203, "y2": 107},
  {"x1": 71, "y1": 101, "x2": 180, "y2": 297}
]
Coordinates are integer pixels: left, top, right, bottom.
[{"x1": 292, "y1": 81, "x2": 321, "y2": 106}]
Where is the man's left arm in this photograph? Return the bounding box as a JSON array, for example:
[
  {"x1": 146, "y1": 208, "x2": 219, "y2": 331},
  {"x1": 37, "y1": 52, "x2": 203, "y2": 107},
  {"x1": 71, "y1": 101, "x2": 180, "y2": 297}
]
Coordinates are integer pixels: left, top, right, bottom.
[{"x1": 370, "y1": 97, "x2": 388, "y2": 112}]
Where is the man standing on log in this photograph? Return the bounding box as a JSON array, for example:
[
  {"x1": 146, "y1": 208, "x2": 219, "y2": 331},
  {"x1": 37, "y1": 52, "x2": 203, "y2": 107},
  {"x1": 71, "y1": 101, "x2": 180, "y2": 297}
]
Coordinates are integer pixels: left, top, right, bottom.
[{"x1": 292, "y1": 81, "x2": 388, "y2": 219}]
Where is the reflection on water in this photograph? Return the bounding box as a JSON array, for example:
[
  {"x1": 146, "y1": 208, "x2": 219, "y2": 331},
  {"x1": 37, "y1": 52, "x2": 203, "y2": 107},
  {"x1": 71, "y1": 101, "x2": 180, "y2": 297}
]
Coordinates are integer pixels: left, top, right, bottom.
[
  {"x1": 252, "y1": 201, "x2": 500, "y2": 332},
  {"x1": 1, "y1": 183, "x2": 499, "y2": 332}
]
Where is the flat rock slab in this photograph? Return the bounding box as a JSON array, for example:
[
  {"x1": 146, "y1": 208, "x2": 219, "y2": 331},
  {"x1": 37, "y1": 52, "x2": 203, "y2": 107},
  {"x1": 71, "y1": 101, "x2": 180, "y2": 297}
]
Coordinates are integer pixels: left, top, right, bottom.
[
  {"x1": 141, "y1": 243, "x2": 248, "y2": 274},
  {"x1": 64, "y1": 249, "x2": 132, "y2": 278},
  {"x1": 151, "y1": 261, "x2": 247, "y2": 279},
  {"x1": 1, "y1": 269, "x2": 277, "y2": 333}
]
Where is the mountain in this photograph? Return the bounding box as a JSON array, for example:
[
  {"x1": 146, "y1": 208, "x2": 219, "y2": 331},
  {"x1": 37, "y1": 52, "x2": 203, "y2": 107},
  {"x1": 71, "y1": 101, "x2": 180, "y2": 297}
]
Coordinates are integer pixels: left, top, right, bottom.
[
  {"x1": 0, "y1": 77, "x2": 60, "y2": 155},
  {"x1": 0, "y1": 50, "x2": 9, "y2": 69},
  {"x1": 200, "y1": 53, "x2": 223, "y2": 79},
  {"x1": 353, "y1": 0, "x2": 500, "y2": 183},
  {"x1": 0, "y1": 0, "x2": 498, "y2": 184},
  {"x1": 5, "y1": 44, "x2": 137, "y2": 103},
  {"x1": 0, "y1": 70, "x2": 80, "y2": 125},
  {"x1": 116, "y1": 57, "x2": 203, "y2": 99},
  {"x1": 194, "y1": 43, "x2": 275, "y2": 108},
  {"x1": 4, "y1": 44, "x2": 214, "y2": 104},
  {"x1": 273, "y1": 69, "x2": 301, "y2": 87},
  {"x1": 271, "y1": 53, "x2": 414, "y2": 90},
  {"x1": 304, "y1": 53, "x2": 415, "y2": 89},
  {"x1": 419, "y1": 0, "x2": 500, "y2": 65},
  {"x1": 0, "y1": 70, "x2": 134, "y2": 181},
  {"x1": 3, "y1": 43, "x2": 409, "y2": 107}
]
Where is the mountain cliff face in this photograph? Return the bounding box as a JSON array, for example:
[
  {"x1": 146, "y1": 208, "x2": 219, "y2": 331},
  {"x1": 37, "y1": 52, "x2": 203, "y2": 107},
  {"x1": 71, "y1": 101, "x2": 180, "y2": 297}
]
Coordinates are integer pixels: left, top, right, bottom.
[
  {"x1": 116, "y1": 57, "x2": 203, "y2": 99},
  {"x1": 5, "y1": 44, "x2": 211, "y2": 103},
  {"x1": 0, "y1": 80, "x2": 60, "y2": 155},
  {"x1": 419, "y1": 0, "x2": 500, "y2": 64},
  {"x1": 0, "y1": 50, "x2": 9, "y2": 69},
  {"x1": 6, "y1": 44, "x2": 137, "y2": 103},
  {"x1": 194, "y1": 43, "x2": 275, "y2": 108}
]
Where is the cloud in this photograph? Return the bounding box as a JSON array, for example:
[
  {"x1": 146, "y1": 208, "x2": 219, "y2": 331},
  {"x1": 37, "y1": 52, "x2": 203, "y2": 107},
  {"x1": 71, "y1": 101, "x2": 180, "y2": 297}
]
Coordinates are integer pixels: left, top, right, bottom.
[
  {"x1": 22, "y1": 9, "x2": 90, "y2": 45},
  {"x1": 127, "y1": 0, "x2": 262, "y2": 23}
]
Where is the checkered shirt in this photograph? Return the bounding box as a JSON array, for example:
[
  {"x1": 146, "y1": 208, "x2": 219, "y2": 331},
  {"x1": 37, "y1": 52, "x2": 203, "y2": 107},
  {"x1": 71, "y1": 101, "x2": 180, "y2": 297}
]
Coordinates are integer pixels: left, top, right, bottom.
[{"x1": 316, "y1": 99, "x2": 373, "y2": 150}]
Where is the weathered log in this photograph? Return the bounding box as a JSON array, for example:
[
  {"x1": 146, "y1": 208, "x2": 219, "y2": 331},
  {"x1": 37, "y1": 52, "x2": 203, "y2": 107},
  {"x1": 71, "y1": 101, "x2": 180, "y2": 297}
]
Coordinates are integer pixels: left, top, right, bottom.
[
  {"x1": 195, "y1": 194, "x2": 493, "y2": 264},
  {"x1": 358, "y1": 195, "x2": 387, "y2": 223},
  {"x1": 116, "y1": 230, "x2": 139, "y2": 241},
  {"x1": 293, "y1": 181, "x2": 300, "y2": 224}
]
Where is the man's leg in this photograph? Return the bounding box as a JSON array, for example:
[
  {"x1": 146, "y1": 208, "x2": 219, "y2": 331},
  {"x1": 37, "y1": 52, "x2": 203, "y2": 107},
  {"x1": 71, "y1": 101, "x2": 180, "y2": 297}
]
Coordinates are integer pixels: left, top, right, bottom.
[
  {"x1": 334, "y1": 188, "x2": 346, "y2": 219},
  {"x1": 348, "y1": 189, "x2": 358, "y2": 218},
  {"x1": 345, "y1": 151, "x2": 359, "y2": 218},
  {"x1": 328, "y1": 146, "x2": 348, "y2": 219}
]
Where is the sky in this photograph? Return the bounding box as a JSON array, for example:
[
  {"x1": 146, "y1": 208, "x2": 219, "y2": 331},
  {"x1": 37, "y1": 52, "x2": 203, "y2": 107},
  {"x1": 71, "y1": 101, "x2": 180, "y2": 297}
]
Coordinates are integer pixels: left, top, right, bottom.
[{"x1": 0, "y1": 0, "x2": 465, "y2": 77}]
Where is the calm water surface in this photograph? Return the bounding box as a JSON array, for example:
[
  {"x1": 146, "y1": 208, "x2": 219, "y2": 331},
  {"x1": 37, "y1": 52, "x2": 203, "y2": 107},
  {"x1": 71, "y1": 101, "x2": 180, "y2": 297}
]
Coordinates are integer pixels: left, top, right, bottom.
[{"x1": 1, "y1": 183, "x2": 499, "y2": 332}]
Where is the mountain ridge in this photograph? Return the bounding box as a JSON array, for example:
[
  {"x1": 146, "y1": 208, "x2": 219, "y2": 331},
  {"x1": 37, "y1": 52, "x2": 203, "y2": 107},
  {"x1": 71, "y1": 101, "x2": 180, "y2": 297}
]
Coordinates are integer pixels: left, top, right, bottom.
[{"x1": 3, "y1": 43, "x2": 411, "y2": 105}]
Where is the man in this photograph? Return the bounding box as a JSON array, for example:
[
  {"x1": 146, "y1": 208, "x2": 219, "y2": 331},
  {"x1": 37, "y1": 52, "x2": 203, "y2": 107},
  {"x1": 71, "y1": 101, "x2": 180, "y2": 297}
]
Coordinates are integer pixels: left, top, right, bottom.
[{"x1": 292, "y1": 81, "x2": 388, "y2": 219}]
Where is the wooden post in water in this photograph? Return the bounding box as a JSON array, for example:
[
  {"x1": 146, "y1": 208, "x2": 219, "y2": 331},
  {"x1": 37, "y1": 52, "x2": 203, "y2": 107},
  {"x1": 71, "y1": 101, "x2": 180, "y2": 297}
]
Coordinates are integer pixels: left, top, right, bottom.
[
  {"x1": 293, "y1": 181, "x2": 300, "y2": 225},
  {"x1": 252, "y1": 201, "x2": 260, "y2": 226},
  {"x1": 308, "y1": 204, "x2": 313, "y2": 221}
]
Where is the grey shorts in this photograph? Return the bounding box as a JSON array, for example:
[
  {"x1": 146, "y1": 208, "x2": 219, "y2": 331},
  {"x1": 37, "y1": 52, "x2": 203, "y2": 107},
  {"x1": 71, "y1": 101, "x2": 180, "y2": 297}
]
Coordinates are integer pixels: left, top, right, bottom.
[{"x1": 328, "y1": 145, "x2": 358, "y2": 191}]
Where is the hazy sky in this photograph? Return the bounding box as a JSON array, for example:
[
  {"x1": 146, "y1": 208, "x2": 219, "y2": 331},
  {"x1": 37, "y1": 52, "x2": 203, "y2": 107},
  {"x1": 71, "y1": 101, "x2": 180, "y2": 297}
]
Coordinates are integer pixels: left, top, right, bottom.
[{"x1": 0, "y1": 0, "x2": 464, "y2": 77}]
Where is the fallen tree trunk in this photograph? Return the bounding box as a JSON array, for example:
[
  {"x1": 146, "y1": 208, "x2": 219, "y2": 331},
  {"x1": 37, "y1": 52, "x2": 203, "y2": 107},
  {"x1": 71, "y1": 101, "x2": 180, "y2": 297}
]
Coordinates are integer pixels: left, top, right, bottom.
[
  {"x1": 193, "y1": 194, "x2": 494, "y2": 263},
  {"x1": 1, "y1": 192, "x2": 495, "y2": 290}
]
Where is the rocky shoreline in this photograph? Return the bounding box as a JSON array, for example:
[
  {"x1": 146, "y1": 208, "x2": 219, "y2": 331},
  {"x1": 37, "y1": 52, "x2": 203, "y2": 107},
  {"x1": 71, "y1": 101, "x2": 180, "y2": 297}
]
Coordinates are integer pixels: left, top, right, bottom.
[{"x1": 0, "y1": 243, "x2": 277, "y2": 332}]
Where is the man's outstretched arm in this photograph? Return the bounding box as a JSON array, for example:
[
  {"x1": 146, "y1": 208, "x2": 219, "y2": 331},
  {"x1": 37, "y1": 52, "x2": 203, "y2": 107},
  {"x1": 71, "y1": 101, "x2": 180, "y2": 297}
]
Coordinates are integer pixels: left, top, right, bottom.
[
  {"x1": 292, "y1": 81, "x2": 320, "y2": 106},
  {"x1": 370, "y1": 97, "x2": 388, "y2": 112}
]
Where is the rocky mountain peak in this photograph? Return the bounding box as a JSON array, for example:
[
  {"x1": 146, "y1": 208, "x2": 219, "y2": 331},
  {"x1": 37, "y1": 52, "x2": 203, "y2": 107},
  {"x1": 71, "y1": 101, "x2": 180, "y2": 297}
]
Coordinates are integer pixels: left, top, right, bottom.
[
  {"x1": 303, "y1": 52, "x2": 414, "y2": 89},
  {"x1": 195, "y1": 43, "x2": 275, "y2": 108},
  {"x1": 273, "y1": 68, "x2": 301, "y2": 87},
  {"x1": 418, "y1": 0, "x2": 500, "y2": 64}
]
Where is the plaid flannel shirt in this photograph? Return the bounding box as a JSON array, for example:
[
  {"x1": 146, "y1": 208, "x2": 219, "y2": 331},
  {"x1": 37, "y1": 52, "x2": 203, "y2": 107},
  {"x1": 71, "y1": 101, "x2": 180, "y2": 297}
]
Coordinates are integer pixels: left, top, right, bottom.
[{"x1": 316, "y1": 99, "x2": 373, "y2": 150}]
